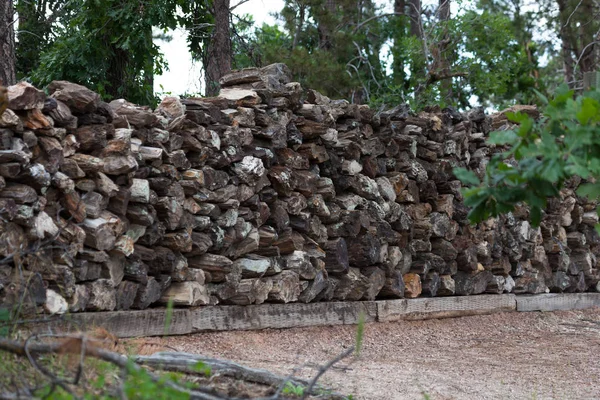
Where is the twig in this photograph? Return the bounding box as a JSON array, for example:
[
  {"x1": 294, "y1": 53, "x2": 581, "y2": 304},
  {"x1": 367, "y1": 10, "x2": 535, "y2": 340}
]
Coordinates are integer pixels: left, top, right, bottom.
[
  {"x1": 573, "y1": 40, "x2": 600, "y2": 73},
  {"x1": 300, "y1": 346, "x2": 355, "y2": 400},
  {"x1": 563, "y1": 0, "x2": 584, "y2": 28},
  {"x1": 352, "y1": 12, "x2": 403, "y2": 33},
  {"x1": 229, "y1": 0, "x2": 252, "y2": 12}
]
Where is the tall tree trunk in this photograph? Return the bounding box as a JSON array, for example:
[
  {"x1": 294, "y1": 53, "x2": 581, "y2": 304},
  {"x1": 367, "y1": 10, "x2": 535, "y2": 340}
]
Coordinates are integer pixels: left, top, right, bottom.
[
  {"x1": 392, "y1": 0, "x2": 407, "y2": 85},
  {"x1": 408, "y1": 0, "x2": 422, "y2": 39},
  {"x1": 408, "y1": 0, "x2": 427, "y2": 89},
  {"x1": 577, "y1": 0, "x2": 597, "y2": 75},
  {"x1": 106, "y1": 46, "x2": 130, "y2": 99},
  {"x1": 205, "y1": 0, "x2": 232, "y2": 97},
  {"x1": 438, "y1": 0, "x2": 452, "y2": 100},
  {"x1": 556, "y1": 0, "x2": 575, "y2": 85},
  {"x1": 292, "y1": 4, "x2": 306, "y2": 49},
  {"x1": 318, "y1": 0, "x2": 336, "y2": 50},
  {"x1": 0, "y1": 0, "x2": 16, "y2": 85},
  {"x1": 556, "y1": 0, "x2": 599, "y2": 87}
]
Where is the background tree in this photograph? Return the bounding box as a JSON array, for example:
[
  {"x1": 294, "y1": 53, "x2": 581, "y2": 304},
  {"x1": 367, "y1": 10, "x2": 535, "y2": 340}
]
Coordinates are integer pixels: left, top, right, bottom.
[
  {"x1": 0, "y1": 0, "x2": 16, "y2": 85},
  {"x1": 2, "y1": 0, "x2": 596, "y2": 110},
  {"x1": 235, "y1": 0, "x2": 387, "y2": 102},
  {"x1": 204, "y1": 0, "x2": 232, "y2": 96},
  {"x1": 29, "y1": 0, "x2": 186, "y2": 105},
  {"x1": 554, "y1": 0, "x2": 600, "y2": 88}
]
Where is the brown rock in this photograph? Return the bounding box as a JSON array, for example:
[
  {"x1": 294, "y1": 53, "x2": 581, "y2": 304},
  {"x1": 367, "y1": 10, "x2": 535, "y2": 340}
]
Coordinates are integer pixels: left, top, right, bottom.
[
  {"x1": 403, "y1": 273, "x2": 422, "y2": 298},
  {"x1": 7, "y1": 82, "x2": 45, "y2": 110},
  {"x1": 48, "y1": 81, "x2": 100, "y2": 113}
]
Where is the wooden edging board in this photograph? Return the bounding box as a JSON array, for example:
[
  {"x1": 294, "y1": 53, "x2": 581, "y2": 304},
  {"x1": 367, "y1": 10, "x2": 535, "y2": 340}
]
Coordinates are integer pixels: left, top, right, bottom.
[
  {"x1": 515, "y1": 293, "x2": 600, "y2": 312},
  {"x1": 34, "y1": 293, "x2": 600, "y2": 338}
]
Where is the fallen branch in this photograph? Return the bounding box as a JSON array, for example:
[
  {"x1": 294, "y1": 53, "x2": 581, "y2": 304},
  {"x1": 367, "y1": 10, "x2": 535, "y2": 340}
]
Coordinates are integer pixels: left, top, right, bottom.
[
  {"x1": 135, "y1": 352, "x2": 310, "y2": 389},
  {"x1": 0, "y1": 336, "x2": 225, "y2": 400},
  {"x1": 0, "y1": 335, "x2": 353, "y2": 399}
]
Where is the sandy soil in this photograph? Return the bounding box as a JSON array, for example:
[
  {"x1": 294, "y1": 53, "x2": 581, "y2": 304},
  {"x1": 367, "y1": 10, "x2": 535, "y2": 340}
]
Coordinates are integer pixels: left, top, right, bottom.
[{"x1": 160, "y1": 309, "x2": 600, "y2": 400}]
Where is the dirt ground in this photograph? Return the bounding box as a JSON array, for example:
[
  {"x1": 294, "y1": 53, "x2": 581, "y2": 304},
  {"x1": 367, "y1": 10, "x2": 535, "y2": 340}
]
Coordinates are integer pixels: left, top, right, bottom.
[{"x1": 161, "y1": 309, "x2": 600, "y2": 400}]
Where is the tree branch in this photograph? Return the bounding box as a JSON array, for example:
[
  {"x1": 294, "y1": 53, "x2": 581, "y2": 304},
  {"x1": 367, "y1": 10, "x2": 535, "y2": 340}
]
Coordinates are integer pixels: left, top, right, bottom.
[{"x1": 352, "y1": 12, "x2": 404, "y2": 33}]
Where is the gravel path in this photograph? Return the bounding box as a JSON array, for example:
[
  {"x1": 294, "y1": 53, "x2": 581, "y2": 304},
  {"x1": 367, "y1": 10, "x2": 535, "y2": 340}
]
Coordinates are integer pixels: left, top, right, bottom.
[{"x1": 162, "y1": 308, "x2": 600, "y2": 399}]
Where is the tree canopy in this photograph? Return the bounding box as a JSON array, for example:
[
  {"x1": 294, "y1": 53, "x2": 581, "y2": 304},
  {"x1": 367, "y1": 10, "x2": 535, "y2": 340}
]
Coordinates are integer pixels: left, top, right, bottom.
[{"x1": 0, "y1": 0, "x2": 598, "y2": 108}]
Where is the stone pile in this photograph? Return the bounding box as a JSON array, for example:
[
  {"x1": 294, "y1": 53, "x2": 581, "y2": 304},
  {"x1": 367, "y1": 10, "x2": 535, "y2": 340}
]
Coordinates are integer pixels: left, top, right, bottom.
[{"x1": 0, "y1": 63, "x2": 598, "y2": 315}]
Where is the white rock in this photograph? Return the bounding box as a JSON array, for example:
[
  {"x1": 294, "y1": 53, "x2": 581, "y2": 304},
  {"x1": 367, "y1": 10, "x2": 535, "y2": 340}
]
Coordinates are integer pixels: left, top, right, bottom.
[
  {"x1": 504, "y1": 275, "x2": 516, "y2": 293},
  {"x1": 32, "y1": 211, "x2": 59, "y2": 239},
  {"x1": 130, "y1": 178, "x2": 150, "y2": 203},
  {"x1": 233, "y1": 156, "x2": 265, "y2": 184},
  {"x1": 44, "y1": 289, "x2": 68, "y2": 314},
  {"x1": 376, "y1": 177, "x2": 396, "y2": 202},
  {"x1": 387, "y1": 246, "x2": 403, "y2": 269},
  {"x1": 160, "y1": 282, "x2": 210, "y2": 306},
  {"x1": 341, "y1": 160, "x2": 363, "y2": 175},
  {"x1": 219, "y1": 88, "x2": 260, "y2": 103}
]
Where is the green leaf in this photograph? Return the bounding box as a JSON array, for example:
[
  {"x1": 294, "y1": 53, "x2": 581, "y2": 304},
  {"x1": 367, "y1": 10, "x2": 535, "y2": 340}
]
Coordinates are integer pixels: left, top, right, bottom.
[
  {"x1": 577, "y1": 183, "x2": 600, "y2": 200},
  {"x1": 164, "y1": 297, "x2": 174, "y2": 336},
  {"x1": 453, "y1": 168, "x2": 481, "y2": 186},
  {"x1": 488, "y1": 130, "x2": 518, "y2": 145},
  {"x1": 530, "y1": 206, "x2": 542, "y2": 227},
  {"x1": 505, "y1": 111, "x2": 529, "y2": 124},
  {"x1": 193, "y1": 361, "x2": 212, "y2": 377},
  {"x1": 577, "y1": 97, "x2": 599, "y2": 125},
  {"x1": 0, "y1": 307, "x2": 10, "y2": 337},
  {"x1": 355, "y1": 312, "x2": 365, "y2": 356},
  {"x1": 533, "y1": 88, "x2": 549, "y2": 105}
]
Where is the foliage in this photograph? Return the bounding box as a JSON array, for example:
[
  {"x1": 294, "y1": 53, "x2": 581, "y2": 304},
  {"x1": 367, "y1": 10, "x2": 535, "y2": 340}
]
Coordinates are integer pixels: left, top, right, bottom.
[
  {"x1": 121, "y1": 361, "x2": 191, "y2": 400},
  {"x1": 233, "y1": 0, "x2": 549, "y2": 110},
  {"x1": 14, "y1": 0, "x2": 77, "y2": 81},
  {"x1": 234, "y1": 0, "x2": 387, "y2": 102},
  {"x1": 282, "y1": 382, "x2": 305, "y2": 397},
  {"x1": 12, "y1": 0, "x2": 593, "y2": 111},
  {"x1": 0, "y1": 308, "x2": 9, "y2": 337},
  {"x1": 454, "y1": 86, "x2": 600, "y2": 227},
  {"x1": 29, "y1": 0, "x2": 190, "y2": 106},
  {"x1": 355, "y1": 311, "x2": 365, "y2": 356},
  {"x1": 374, "y1": 6, "x2": 537, "y2": 110}
]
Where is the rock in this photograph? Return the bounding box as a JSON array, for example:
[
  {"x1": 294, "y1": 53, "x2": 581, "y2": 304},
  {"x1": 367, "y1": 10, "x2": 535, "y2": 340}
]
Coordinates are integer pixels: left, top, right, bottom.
[
  {"x1": 85, "y1": 279, "x2": 116, "y2": 311},
  {"x1": 7, "y1": 82, "x2": 46, "y2": 110},
  {"x1": 132, "y1": 277, "x2": 163, "y2": 309},
  {"x1": 233, "y1": 156, "x2": 265, "y2": 184},
  {"x1": 48, "y1": 81, "x2": 101, "y2": 113},
  {"x1": 234, "y1": 255, "x2": 281, "y2": 278},
  {"x1": 503, "y1": 275, "x2": 515, "y2": 293},
  {"x1": 156, "y1": 96, "x2": 185, "y2": 119},
  {"x1": 454, "y1": 271, "x2": 493, "y2": 295},
  {"x1": 68, "y1": 285, "x2": 90, "y2": 312},
  {"x1": 160, "y1": 282, "x2": 210, "y2": 306},
  {"x1": 219, "y1": 88, "x2": 262, "y2": 105},
  {"x1": 116, "y1": 281, "x2": 139, "y2": 310},
  {"x1": 438, "y1": 275, "x2": 456, "y2": 296},
  {"x1": 109, "y1": 99, "x2": 158, "y2": 128},
  {"x1": 284, "y1": 251, "x2": 317, "y2": 280},
  {"x1": 44, "y1": 289, "x2": 68, "y2": 314},
  {"x1": 403, "y1": 273, "x2": 422, "y2": 298},
  {"x1": 49, "y1": 100, "x2": 78, "y2": 129},
  {"x1": 0, "y1": 108, "x2": 22, "y2": 129}
]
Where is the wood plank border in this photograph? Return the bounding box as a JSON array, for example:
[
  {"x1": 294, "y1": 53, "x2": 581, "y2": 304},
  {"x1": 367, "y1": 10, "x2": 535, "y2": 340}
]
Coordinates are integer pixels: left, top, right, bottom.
[
  {"x1": 516, "y1": 293, "x2": 600, "y2": 312},
  {"x1": 189, "y1": 301, "x2": 378, "y2": 332},
  {"x1": 377, "y1": 294, "x2": 517, "y2": 322},
  {"x1": 31, "y1": 294, "x2": 600, "y2": 338},
  {"x1": 31, "y1": 309, "x2": 193, "y2": 338}
]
